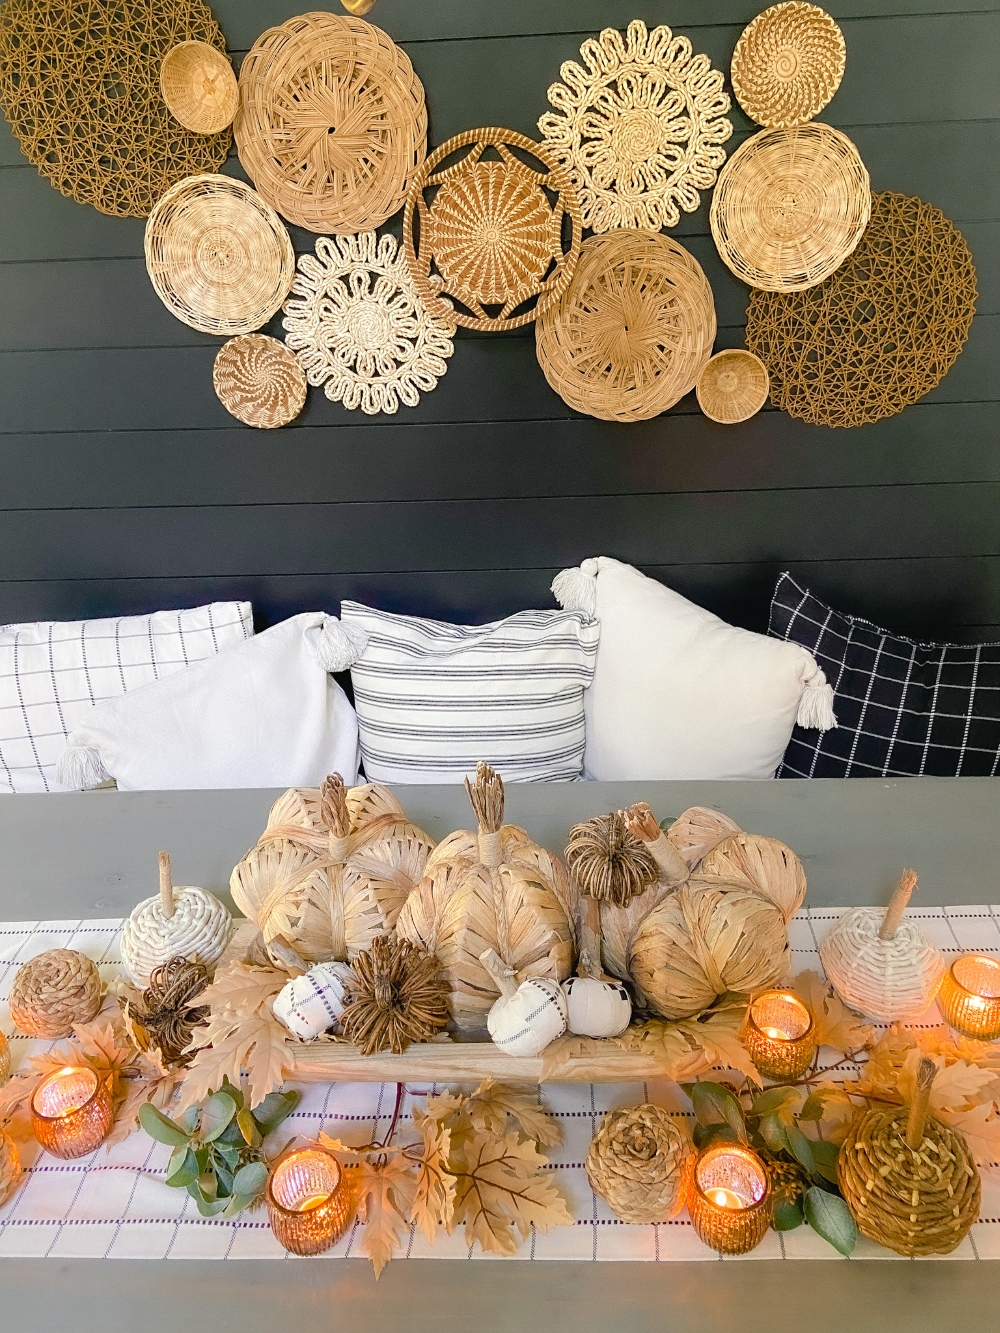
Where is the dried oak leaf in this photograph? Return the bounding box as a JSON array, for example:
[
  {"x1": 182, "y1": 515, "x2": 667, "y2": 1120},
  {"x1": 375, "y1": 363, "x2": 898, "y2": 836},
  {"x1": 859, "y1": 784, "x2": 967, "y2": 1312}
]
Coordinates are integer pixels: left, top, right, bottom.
[
  {"x1": 465, "y1": 1078, "x2": 562, "y2": 1149},
  {"x1": 178, "y1": 1006, "x2": 294, "y2": 1111},
  {"x1": 450, "y1": 1128, "x2": 573, "y2": 1255},
  {"x1": 790, "y1": 971, "x2": 874, "y2": 1054},
  {"x1": 616, "y1": 1000, "x2": 761, "y2": 1085},
  {"x1": 357, "y1": 1156, "x2": 418, "y2": 1278},
  {"x1": 940, "y1": 1101, "x2": 1000, "y2": 1168}
]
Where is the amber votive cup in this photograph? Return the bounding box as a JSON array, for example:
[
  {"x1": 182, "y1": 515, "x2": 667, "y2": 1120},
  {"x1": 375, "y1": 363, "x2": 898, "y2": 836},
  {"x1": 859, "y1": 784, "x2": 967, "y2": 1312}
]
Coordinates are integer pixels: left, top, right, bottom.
[
  {"x1": 30, "y1": 1066, "x2": 113, "y2": 1158},
  {"x1": 741, "y1": 990, "x2": 817, "y2": 1082},
  {"x1": 267, "y1": 1147, "x2": 352, "y2": 1255},
  {"x1": 938, "y1": 954, "x2": 1000, "y2": 1041},
  {"x1": 689, "y1": 1144, "x2": 772, "y2": 1254}
]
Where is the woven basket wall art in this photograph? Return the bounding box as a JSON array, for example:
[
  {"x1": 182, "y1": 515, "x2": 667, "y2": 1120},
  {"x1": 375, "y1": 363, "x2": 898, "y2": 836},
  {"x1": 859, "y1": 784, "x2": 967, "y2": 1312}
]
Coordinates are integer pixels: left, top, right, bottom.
[
  {"x1": 403, "y1": 127, "x2": 582, "y2": 333},
  {"x1": 696, "y1": 349, "x2": 770, "y2": 424},
  {"x1": 537, "y1": 20, "x2": 732, "y2": 233},
  {"x1": 535, "y1": 229, "x2": 716, "y2": 422},
  {"x1": 0, "y1": 0, "x2": 231, "y2": 218},
  {"x1": 710, "y1": 124, "x2": 870, "y2": 292},
  {"x1": 213, "y1": 335, "x2": 308, "y2": 429},
  {"x1": 747, "y1": 191, "x2": 978, "y2": 427},
  {"x1": 235, "y1": 12, "x2": 426, "y2": 233},
  {"x1": 160, "y1": 41, "x2": 239, "y2": 135},
  {"x1": 145, "y1": 174, "x2": 295, "y2": 335},
  {"x1": 282, "y1": 232, "x2": 455, "y2": 415},
  {"x1": 731, "y1": 3, "x2": 846, "y2": 129}
]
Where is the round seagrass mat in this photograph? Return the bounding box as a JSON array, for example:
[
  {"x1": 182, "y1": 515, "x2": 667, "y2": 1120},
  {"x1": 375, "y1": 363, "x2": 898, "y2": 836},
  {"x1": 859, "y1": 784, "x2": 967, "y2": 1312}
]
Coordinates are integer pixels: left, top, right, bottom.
[
  {"x1": 731, "y1": 2, "x2": 846, "y2": 129},
  {"x1": 213, "y1": 334, "x2": 307, "y2": 429},
  {"x1": 0, "y1": 0, "x2": 231, "y2": 218},
  {"x1": 746, "y1": 191, "x2": 978, "y2": 428}
]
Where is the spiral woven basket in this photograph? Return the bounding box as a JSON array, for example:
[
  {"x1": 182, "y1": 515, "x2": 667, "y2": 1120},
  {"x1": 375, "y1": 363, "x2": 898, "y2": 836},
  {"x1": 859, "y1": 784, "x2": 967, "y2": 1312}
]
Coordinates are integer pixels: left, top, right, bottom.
[
  {"x1": 696, "y1": 349, "x2": 770, "y2": 424},
  {"x1": 731, "y1": 3, "x2": 846, "y2": 129},
  {"x1": 145, "y1": 174, "x2": 295, "y2": 335},
  {"x1": 213, "y1": 334, "x2": 307, "y2": 429},
  {"x1": 9, "y1": 948, "x2": 103, "y2": 1039},
  {"x1": 160, "y1": 41, "x2": 238, "y2": 134},
  {"x1": 586, "y1": 1104, "x2": 692, "y2": 1223},
  {"x1": 710, "y1": 125, "x2": 871, "y2": 292},
  {"x1": 536, "y1": 229, "x2": 716, "y2": 421}
]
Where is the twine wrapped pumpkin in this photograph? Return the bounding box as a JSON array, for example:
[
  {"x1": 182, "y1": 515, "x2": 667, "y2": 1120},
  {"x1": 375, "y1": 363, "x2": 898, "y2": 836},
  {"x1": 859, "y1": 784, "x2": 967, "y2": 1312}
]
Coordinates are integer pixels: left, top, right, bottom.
[
  {"x1": 586, "y1": 1104, "x2": 692, "y2": 1223},
  {"x1": 230, "y1": 775, "x2": 435, "y2": 965},
  {"x1": 396, "y1": 762, "x2": 578, "y2": 1035}
]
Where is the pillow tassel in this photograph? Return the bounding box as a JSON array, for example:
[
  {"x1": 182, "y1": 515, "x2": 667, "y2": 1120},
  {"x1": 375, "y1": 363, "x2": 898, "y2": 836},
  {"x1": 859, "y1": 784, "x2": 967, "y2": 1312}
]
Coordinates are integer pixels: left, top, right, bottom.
[
  {"x1": 797, "y1": 664, "x2": 837, "y2": 732},
  {"x1": 56, "y1": 744, "x2": 111, "y2": 790},
  {"x1": 314, "y1": 617, "x2": 369, "y2": 673},
  {"x1": 551, "y1": 557, "x2": 599, "y2": 618}
]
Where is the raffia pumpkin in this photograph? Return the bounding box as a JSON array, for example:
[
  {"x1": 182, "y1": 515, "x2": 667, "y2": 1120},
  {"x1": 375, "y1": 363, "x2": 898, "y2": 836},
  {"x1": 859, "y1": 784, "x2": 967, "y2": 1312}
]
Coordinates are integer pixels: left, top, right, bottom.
[
  {"x1": 697, "y1": 832, "x2": 806, "y2": 923},
  {"x1": 397, "y1": 762, "x2": 578, "y2": 1036},
  {"x1": 230, "y1": 774, "x2": 435, "y2": 965}
]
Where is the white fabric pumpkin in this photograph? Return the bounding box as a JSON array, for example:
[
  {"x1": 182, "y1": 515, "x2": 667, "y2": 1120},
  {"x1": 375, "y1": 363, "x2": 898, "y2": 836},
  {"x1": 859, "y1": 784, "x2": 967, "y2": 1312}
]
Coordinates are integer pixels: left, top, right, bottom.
[
  {"x1": 564, "y1": 975, "x2": 632, "y2": 1038},
  {"x1": 481, "y1": 949, "x2": 568, "y2": 1057},
  {"x1": 273, "y1": 960, "x2": 354, "y2": 1040}
]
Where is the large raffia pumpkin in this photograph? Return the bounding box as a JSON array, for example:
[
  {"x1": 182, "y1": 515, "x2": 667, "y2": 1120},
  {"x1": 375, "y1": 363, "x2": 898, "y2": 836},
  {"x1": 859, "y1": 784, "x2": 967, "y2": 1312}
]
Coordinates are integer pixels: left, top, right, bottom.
[
  {"x1": 697, "y1": 829, "x2": 806, "y2": 923},
  {"x1": 230, "y1": 774, "x2": 435, "y2": 964},
  {"x1": 396, "y1": 762, "x2": 578, "y2": 1035}
]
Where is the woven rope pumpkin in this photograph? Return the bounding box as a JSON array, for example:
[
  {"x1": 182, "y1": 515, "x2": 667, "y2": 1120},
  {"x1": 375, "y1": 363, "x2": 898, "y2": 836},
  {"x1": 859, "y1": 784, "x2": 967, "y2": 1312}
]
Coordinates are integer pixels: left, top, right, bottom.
[
  {"x1": 587, "y1": 1104, "x2": 692, "y2": 1223},
  {"x1": 230, "y1": 775, "x2": 435, "y2": 965},
  {"x1": 9, "y1": 948, "x2": 103, "y2": 1039},
  {"x1": 396, "y1": 763, "x2": 578, "y2": 1035}
]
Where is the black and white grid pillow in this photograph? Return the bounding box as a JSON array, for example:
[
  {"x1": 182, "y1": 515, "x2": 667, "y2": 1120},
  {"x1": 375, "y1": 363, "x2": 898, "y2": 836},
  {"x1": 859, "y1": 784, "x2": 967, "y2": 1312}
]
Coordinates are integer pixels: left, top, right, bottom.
[
  {"x1": 0, "y1": 602, "x2": 253, "y2": 793},
  {"x1": 769, "y1": 573, "x2": 1000, "y2": 778}
]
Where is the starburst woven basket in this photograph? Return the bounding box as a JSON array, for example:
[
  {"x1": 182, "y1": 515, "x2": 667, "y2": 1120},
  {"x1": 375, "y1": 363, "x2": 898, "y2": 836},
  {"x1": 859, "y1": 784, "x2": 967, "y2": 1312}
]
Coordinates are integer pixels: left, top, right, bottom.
[
  {"x1": 144, "y1": 174, "x2": 295, "y2": 335},
  {"x1": 535, "y1": 229, "x2": 716, "y2": 422},
  {"x1": 696, "y1": 349, "x2": 770, "y2": 424},
  {"x1": 235, "y1": 11, "x2": 426, "y2": 233},
  {"x1": 731, "y1": 2, "x2": 846, "y2": 129},
  {"x1": 160, "y1": 41, "x2": 239, "y2": 134},
  {"x1": 213, "y1": 334, "x2": 307, "y2": 429},
  {"x1": 710, "y1": 124, "x2": 870, "y2": 292}
]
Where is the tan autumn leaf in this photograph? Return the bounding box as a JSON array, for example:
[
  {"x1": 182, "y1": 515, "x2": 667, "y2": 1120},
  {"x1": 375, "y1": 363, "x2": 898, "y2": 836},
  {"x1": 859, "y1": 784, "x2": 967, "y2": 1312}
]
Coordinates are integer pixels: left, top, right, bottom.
[
  {"x1": 197, "y1": 961, "x2": 286, "y2": 1017},
  {"x1": 417, "y1": 1090, "x2": 466, "y2": 1128},
  {"x1": 357, "y1": 1156, "x2": 418, "y2": 1277},
  {"x1": 939, "y1": 1101, "x2": 1000, "y2": 1168},
  {"x1": 538, "y1": 1035, "x2": 605, "y2": 1082},
  {"x1": 410, "y1": 1118, "x2": 456, "y2": 1243},
  {"x1": 317, "y1": 1132, "x2": 395, "y2": 1159},
  {"x1": 615, "y1": 1006, "x2": 760, "y2": 1084},
  {"x1": 450, "y1": 1128, "x2": 573, "y2": 1256},
  {"x1": 897, "y1": 1050, "x2": 997, "y2": 1112},
  {"x1": 177, "y1": 1003, "x2": 294, "y2": 1110},
  {"x1": 680, "y1": 1008, "x2": 762, "y2": 1086},
  {"x1": 790, "y1": 971, "x2": 874, "y2": 1054},
  {"x1": 0, "y1": 1072, "x2": 42, "y2": 1140},
  {"x1": 466, "y1": 1079, "x2": 562, "y2": 1148},
  {"x1": 848, "y1": 1025, "x2": 915, "y2": 1100}
]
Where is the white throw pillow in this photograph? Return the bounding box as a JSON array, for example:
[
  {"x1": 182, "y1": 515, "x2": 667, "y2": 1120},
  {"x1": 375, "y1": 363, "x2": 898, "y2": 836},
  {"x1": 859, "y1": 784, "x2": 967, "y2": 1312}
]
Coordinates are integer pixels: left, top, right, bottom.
[
  {"x1": 340, "y1": 601, "x2": 600, "y2": 783},
  {"x1": 56, "y1": 613, "x2": 365, "y2": 791},
  {"x1": 0, "y1": 602, "x2": 253, "y2": 793},
  {"x1": 553, "y1": 557, "x2": 836, "y2": 780}
]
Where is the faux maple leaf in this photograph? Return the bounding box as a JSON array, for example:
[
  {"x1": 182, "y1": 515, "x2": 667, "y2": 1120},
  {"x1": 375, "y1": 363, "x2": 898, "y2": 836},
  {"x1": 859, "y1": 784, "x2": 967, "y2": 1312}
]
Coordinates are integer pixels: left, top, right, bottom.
[
  {"x1": 848, "y1": 1024, "x2": 915, "y2": 1101},
  {"x1": 939, "y1": 1101, "x2": 1000, "y2": 1167},
  {"x1": 450, "y1": 1128, "x2": 573, "y2": 1254},
  {"x1": 357, "y1": 1156, "x2": 418, "y2": 1277},
  {"x1": 790, "y1": 971, "x2": 874, "y2": 1054},
  {"x1": 799, "y1": 1082, "x2": 859, "y2": 1145},
  {"x1": 409, "y1": 1116, "x2": 456, "y2": 1244},
  {"x1": 465, "y1": 1079, "x2": 562, "y2": 1149},
  {"x1": 196, "y1": 961, "x2": 286, "y2": 1018},
  {"x1": 177, "y1": 1003, "x2": 294, "y2": 1111},
  {"x1": 897, "y1": 1050, "x2": 997, "y2": 1112},
  {"x1": 618, "y1": 1001, "x2": 761, "y2": 1085}
]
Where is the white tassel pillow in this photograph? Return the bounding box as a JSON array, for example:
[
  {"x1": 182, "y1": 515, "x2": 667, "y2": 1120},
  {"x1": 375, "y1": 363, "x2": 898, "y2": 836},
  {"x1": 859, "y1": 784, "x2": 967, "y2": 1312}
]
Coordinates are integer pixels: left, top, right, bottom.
[{"x1": 553, "y1": 557, "x2": 835, "y2": 781}]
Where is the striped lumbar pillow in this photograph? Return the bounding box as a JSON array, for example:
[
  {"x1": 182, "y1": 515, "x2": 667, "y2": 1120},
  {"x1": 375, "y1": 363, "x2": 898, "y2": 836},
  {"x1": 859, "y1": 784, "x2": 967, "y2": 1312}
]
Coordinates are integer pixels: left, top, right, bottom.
[{"x1": 339, "y1": 601, "x2": 600, "y2": 783}]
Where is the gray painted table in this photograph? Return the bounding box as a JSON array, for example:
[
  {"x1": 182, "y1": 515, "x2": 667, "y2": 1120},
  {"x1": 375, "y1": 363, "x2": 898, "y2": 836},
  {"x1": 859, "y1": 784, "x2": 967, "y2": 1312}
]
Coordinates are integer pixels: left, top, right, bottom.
[{"x1": 2, "y1": 777, "x2": 998, "y2": 1332}]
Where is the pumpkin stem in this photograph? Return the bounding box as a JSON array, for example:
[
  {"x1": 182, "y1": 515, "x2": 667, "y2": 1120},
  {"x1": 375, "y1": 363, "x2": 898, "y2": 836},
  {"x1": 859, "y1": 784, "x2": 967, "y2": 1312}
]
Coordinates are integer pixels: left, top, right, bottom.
[
  {"x1": 158, "y1": 850, "x2": 175, "y2": 919},
  {"x1": 321, "y1": 773, "x2": 351, "y2": 863},
  {"x1": 479, "y1": 948, "x2": 519, "y2": 999},
  {"x1": 622, "y1": 803, "x2": 690, "y2": 887},
  {"x1": 906, "y1": 1057, "x2": 936, "y2": 1148},
  {"x1": 880, "y1": 869, "x2": 917, "y2": 940}
]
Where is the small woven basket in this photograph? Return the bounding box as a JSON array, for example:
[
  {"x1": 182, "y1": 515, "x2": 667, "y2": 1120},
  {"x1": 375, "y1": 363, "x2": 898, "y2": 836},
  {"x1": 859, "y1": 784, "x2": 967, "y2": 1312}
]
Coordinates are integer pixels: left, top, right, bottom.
[
  {"x1": 586, "y1": 1104, "x2": 692, "y2": 1223},
  {"x1": 696, "y1": 350, "x2": 770, "y2": 424},
  {"x1": 9, "y1": 948, "x2": 103, "y2": 1039},
  {"x1": 710, "y1": 125, "x2": 871, "y2": 292},
  {"x1": 160, "y1": 41, "x2": 238, "y2": 135},
  {"x1": 213, "y1": 334, "x2": 307, "y2": 429},
  {"x1": 731, "y1": 3, "x2": 846, "y2": 129}
]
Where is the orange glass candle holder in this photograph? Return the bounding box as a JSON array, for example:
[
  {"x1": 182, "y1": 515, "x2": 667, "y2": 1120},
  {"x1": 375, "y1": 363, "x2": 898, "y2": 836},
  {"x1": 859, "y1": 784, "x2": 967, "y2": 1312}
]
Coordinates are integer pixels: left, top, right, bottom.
[
  {"x1": 741, "y1": 989, "x2": 817, "y2": 1081},
  {"x1": 267, "y1": 1147, "x2": 353, "y2": 1255},
  {"x1": 31, "y1": 1066, "x2": 113, "y2": 1159},
  {"x1": 689, "y1": 1144, "x2": 772, "y2": 1254},
  {"x1": 939, "y1": 954, "x2": 1000, "y2": 1041}
]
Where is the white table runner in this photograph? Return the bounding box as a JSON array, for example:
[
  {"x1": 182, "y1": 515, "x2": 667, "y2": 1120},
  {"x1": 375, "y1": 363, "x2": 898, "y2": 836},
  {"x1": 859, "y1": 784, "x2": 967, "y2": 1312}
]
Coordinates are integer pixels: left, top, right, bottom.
[{"x1": 1, "y1": 907, "x2": 999, "y2": 1263}]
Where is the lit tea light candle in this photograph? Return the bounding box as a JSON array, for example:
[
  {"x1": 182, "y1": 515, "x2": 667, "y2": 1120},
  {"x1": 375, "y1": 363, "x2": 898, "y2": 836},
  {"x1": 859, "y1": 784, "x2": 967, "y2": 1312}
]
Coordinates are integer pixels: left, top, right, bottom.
[
  {"x1": 938, "y1": 954, "x2": 1000, "y2": 1041},
  {"x1": 267, "y1": 1147, "x2": 353, "y2": 1255},
  {"x1": 690, "y1": 1144, "x2": 772, "y2": 1255},
  {"x1": 741, "y1": 989, "x2": 816, "y2": 1081},
  {"x1": 30, "y1": 1066, "x2": 113, "y2": 1159}
]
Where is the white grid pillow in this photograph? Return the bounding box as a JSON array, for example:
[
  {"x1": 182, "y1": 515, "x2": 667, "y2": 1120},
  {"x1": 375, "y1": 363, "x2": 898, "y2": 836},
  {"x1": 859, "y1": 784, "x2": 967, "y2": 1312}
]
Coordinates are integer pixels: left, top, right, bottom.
[
  {"x1": 340, "y1": 601, "x2": 600, "y2": 783},
  {"x1": 0, "y1": 603, "x2": 253, "y2": 793}
]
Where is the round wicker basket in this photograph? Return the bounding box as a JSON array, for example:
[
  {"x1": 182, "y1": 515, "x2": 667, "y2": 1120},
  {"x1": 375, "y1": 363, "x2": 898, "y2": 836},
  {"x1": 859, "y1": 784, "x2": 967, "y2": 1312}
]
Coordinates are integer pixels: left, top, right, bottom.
[
  {"x1": 731, "y1": 3, "x2": 846, "y2": 129},
  {"x1": 145, "y1": 174, "x2": 295, "y2": 335},
  {"x1": 696, "y1": 350, "x2": 770, "y2": 424},
  {"x1": 535, "y1": 229, "x2": 716, "y2": 421},
  {"x1": 710, "y1": 125, "x2": 871, "y2": 292},
  {"x1": 160, "y1": 41, "x2": 238, "y2": 134},
  {"x1": 213, "y1": 335, "x2": 307, "y2": 429}
]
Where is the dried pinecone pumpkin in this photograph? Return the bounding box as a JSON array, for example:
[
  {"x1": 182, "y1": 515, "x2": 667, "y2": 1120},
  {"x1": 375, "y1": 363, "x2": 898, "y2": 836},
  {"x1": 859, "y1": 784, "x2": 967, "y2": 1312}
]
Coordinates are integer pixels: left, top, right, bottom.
[{"x1": 339, "y1": 935, "x2": 451, "y2": 1056}]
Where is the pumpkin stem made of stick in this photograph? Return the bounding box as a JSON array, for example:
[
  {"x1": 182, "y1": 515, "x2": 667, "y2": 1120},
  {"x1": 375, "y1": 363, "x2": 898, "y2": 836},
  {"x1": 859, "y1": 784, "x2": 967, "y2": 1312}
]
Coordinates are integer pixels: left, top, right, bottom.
[{"x1": 621, "y1": 803, "x2": 690, "y2": 887}]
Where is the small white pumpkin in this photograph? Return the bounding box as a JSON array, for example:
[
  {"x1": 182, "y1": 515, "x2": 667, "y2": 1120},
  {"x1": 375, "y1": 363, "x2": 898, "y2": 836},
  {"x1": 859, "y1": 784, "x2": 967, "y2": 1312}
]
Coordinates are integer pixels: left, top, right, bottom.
[
  {"x1": 273, "y1": 960, "x2": 355, "y2": 1040},
  {"x1": 564, "y1": 974, "x2": 632, "y2": 1038},
  {"x1": 120, "y1": 851, "x2": 232, "y2": 986},
  {"x1": 480, "y1": 948, "x2": 568, "y2": 1057}
]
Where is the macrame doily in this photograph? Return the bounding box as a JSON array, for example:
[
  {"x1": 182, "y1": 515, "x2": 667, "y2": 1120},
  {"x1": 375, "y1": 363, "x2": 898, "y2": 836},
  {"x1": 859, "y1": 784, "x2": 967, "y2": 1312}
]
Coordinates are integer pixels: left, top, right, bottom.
[
  {"x1": 214, "y1": 334, "x2": 308, "y2": 429},
  {"x1": 537, "y1": 20, "x2": 732, "y2": 233},
  {"x1": 731, "y1": 3, "x2": 846, "y2": 129},
  {"x1": 282, "y1": 232, "x2": 455, "y2": 415},
  {"x1": 403, "y1": 127, "x2": 582, "y2": 333},
  {"x1": 235, "y1": 11, "x2": 426, "y2": 233},
  {"x1": 0, "y1": 0, "x2": 231, "y2": 218},
  {"x1": 746, "y1": 192, "x2": 978, "y2": 428},
  {"x1": 535, "y1": 229, "x2": 716, "y2": 422}
]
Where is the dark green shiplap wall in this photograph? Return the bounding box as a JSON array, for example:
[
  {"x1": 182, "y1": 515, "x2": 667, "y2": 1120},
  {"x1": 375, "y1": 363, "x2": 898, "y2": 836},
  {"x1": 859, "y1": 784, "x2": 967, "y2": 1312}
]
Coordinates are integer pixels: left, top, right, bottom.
[{"x1": 0, "y1": 0, "x2": 997, "y2": 640}]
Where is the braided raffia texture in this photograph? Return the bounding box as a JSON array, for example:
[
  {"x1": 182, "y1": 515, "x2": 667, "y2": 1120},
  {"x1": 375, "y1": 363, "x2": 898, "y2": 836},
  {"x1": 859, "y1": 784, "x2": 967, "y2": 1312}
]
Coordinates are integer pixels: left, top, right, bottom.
[
  {"x1": 731, "y1": 3, "x2": 846, "y2": 129},
  {"x1": 819, "y1": 906, "x2": 945, "y2": 1022},
  {"x1": 565, "y1": 811, "x2": 658, "y2": 907},
  {"x1": 119, "y1": 887, "x2": 233, "y2": 987},
  {"x1": 710, "y1": 124, "x2": 870, "y2": 292},
  {"x1": 696, "y1": 350, "x2": 769, "y2": 424},
  {"x1": 0, "y1": 1131, "x2": 21, "y2": 1208},
  {"x1": 697, "y1": 831, "x2": 807, "y2": 924},
  {"x1": 160, "y1": 41, "x2": 238, "y2": 135},
  {"x1": 282, "y1": 232, "x2": 455, "y2": 415},
  {"x1": 538, "y1": 20, "x2": 732, "y2": 233},
  {"x1": 9, "y1": 948, "x2": 102, "y2": 1039},
  {"x1": 0, "y1": 0, "x2": 230, "y2": 218},
  {"x1": 145, "y1": 174, "x2": 295, "y2": 336},
  {"x1": 213, "y1": 334, "x2": 307, "y2": 429},
  {"x1": 838, "y1": 1106, "x2": 980, "y2": 1255},
  {"x1": 404, "y1": 127, "x2": 582, "y2": 332},
  {"x1": 235, "y1": 12, "x2": 426, "y2": 234},
  {"x1": 586, "y1": 1104, "x2": 692, "y2": 1223},
  {"x1": 536, "y1": 229, "x2": 716, "y2": 421},
  {"x1": 747, "y1": 191, "x2": 978, "y2": 427}
]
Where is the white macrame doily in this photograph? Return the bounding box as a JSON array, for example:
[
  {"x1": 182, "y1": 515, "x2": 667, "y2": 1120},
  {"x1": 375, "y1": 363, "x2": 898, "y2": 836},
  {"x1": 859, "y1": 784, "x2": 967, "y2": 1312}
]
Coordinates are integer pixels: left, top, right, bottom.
[
  {"x1": 282, "y1": 231, "x2": 455, "y2": 416},
  {"x1": 537, "y1": 20, "x2": 732, "y2": 233}
]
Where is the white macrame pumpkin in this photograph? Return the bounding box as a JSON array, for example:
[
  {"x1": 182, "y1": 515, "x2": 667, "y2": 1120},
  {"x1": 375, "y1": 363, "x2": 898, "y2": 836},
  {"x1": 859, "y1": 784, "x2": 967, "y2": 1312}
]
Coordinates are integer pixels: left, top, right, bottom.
[
  {"x1": 564, "y1": 974, "x2": 632, "y2": 1038},
  {"x1": 272, "y1": 960, "x2": 354, "y2": 1040},
  {"x1": 481, "y1": 949, "x2": 568, "y2": 1057},
  {"x1": 119, "y1": 851, "x2": 232, "y2": 986}
]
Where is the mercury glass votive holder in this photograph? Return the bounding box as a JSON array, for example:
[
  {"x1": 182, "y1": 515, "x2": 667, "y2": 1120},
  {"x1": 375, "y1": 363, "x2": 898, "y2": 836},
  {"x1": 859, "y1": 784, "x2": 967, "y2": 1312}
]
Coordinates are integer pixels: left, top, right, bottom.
[
  {"x1": 30, "y1": 1066, "x2": 113, "y2": 1158},
  {"x1": 741, "y1": 990, "x2": 817, "y2": 1081},
  {"x1": 939, "y1": 954, "x2": 1000, "y2": 1041},
  {"x1": 267, "y1": 1147, "x2": 352, "y2": 1255},
  {"x1": 689, "y1": 1144, "x2": 772, "y2": 1255},
  {"x1": 0, "y1": 1030, "x2": 10, "y2": 1085}
]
